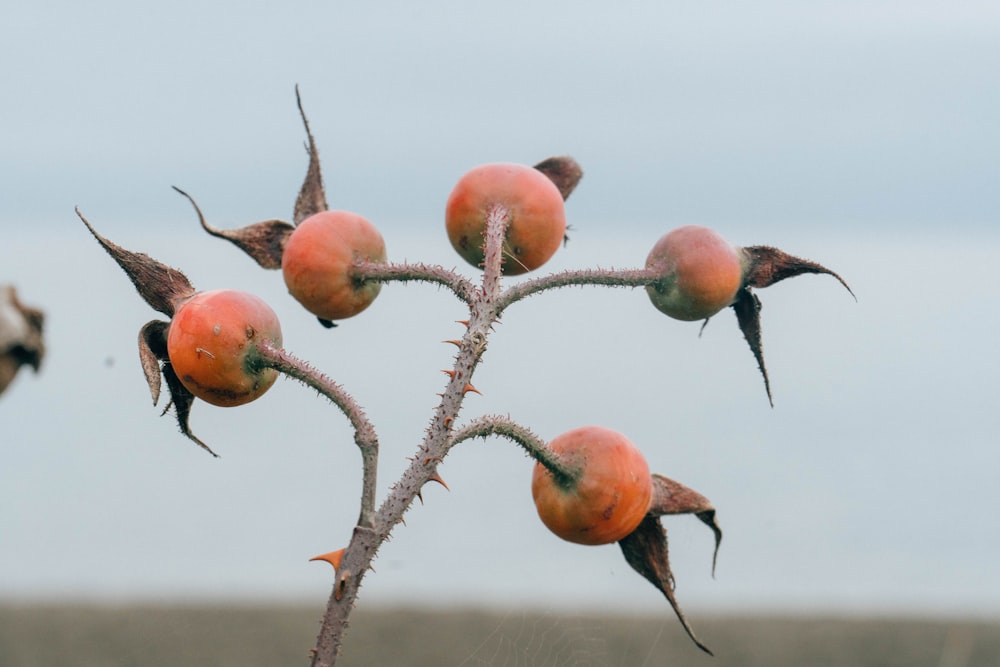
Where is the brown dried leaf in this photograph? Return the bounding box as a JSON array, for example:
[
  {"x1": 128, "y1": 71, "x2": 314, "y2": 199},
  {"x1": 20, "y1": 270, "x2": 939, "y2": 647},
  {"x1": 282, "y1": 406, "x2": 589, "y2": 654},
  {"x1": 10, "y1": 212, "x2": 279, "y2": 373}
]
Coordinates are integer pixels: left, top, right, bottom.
[
  {"x1": 619, "y1": 516, "x2": 713, "y2": 655},
  {"x1": 731, "y1": 287, "x2": 772, "y2": 406},
  {"x1": 292, "y1": 85, "x2": 328, "y2": 225},
  {"x1": 650, "y1": 473, "x2": 722, "y2": 576},
  {"x1": 138, "y1": 320, "x2": 170, "y2": 406},
  {"x1": 173, "y1": 186, "x2": 294, "y2": 270},
  {"x1": 533, "y1": 156, "x2": 584, "y2": 201},
  {"x1": 742, "y1": 245, "x2": 855, "y2": 298},
  {"x1": 161, "y1": 361, "x2": 219, "y2": 457},
  {"x1": 77, "y1": 208, "x2": 195, "y2": 317}
]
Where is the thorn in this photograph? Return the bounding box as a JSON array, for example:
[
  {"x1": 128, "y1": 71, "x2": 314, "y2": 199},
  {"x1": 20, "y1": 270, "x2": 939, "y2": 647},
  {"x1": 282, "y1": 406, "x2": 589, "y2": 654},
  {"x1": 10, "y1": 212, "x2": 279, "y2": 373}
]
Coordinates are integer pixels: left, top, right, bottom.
[
  {"x1": 442, "y1": 415, "x2": 454, "y2": 429},
  {"x1": 309, "y1": 548, "x2": 345, "y2": 571},
  {"x1": 443, "y1": 339, "x2": 463, "y2": 347},
  {"x1": 441, "y1": 369, "x2": 456, "y2": 379},
  {"x1": 455, "y1": 319, "x2": 470, "y2": 327},
  {"x1": 428, "y1": 471, "x2": 450, "y2": 491},
  {"x1": 462, "y1": 383, "x2": 482, "y2": 395},
  {"x1": 416, "y1": 490, "x2": 424, "y2": 505}
]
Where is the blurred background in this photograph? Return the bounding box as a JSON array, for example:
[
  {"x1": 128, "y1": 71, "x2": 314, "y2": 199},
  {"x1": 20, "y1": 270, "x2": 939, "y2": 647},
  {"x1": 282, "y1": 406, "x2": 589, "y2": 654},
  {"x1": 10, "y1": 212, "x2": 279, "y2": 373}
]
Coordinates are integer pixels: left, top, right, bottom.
[{"x1": 2, "y1": 1, "x2": 999, "y2": 662}]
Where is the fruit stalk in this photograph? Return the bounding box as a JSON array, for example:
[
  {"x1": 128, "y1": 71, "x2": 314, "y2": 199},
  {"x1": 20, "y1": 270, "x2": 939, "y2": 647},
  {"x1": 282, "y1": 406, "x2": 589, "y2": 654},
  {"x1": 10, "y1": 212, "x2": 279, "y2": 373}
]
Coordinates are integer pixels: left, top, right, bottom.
[
  {"x1": 498, "y1": 266, "x2": 663, "y2": 310},
  {"x1": 448, "y1": 415, "x2": 579, "y2": 486},
  {"x1": 351, "y1": 260, "x2": 478, "y2": 304},
  {"x1": 255, "y1": 341, "x2": 379, "y2": 528}
]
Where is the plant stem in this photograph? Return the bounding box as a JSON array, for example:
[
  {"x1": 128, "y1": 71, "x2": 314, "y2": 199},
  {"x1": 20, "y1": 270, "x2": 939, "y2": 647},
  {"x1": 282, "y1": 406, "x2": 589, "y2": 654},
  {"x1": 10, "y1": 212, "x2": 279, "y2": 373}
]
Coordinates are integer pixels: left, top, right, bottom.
[
  {"x1": 306, "y1": 206, "x2": 661, "y2": 665},
  {"x1": 353, "y1": 260, "x2": 478, "y2": 305},
  {"x1": 255, "y1": 341, "x2": 380, "y2": 528},
  {"x1": 497, "y1": 266, "x2": 662, "y2": 311},
  {"x1": 448, "y1": 415, "x2": 578, "y2": 485}
]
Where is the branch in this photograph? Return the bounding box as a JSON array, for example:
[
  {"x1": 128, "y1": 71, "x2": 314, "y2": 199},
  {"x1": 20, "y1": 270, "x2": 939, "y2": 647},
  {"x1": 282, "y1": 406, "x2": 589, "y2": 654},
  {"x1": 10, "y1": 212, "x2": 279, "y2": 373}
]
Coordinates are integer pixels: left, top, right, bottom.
[
  {"x1": 497, "y1": 266, "x2": 661, "y2": 311},
  {"x1": 448, "y1": 415, "x2": 578, "y2": 484},
  {"x1": 352, "y1": 260, "x2": 478, "y2": 305},
  {"x1": 255, "y1": 340, "x2": 379, "y2": 528}
]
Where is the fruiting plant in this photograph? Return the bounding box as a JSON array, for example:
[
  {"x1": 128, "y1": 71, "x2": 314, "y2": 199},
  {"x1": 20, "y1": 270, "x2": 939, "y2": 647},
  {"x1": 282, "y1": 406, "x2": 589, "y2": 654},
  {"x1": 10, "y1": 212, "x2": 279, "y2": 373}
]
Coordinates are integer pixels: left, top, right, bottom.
[{"x1": 78, "y1": 87, "x2": 852, "y2": 665}]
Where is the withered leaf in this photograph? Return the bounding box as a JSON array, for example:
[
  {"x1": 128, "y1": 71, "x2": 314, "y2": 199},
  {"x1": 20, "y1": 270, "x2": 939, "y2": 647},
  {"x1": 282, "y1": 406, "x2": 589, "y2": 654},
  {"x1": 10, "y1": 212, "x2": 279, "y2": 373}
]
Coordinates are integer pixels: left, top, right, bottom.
[
  {"x1": 650, "y1": 473, "x2": 722, "y2": 576},
  {"x1": 533, "y1": 156, "x2": 584, "y2": 201},
  {"x1": 741, "y1": 245, "x2": 855, "y2": 298},
  {"x1": 173, "y1": 187, "x2": 294, "y2": 270},
  {"x1": 138, "y1": 319, "x2": 170, "y2": 406},
  {"x1": 292, "y1": 84, "x2": 328, "y2": 225},
  {"x1": 619, "y1": 516, "x2": 713, "y2": 655},
  {"x1": 77, "y1": 208, "x2": 195, "y2": 318},
  {"x1": 161, "y1": 361, "x2": 219, "y2": 457},
  {"x1": 731, "y1": 287, "x2": 772, "y2": 406}
]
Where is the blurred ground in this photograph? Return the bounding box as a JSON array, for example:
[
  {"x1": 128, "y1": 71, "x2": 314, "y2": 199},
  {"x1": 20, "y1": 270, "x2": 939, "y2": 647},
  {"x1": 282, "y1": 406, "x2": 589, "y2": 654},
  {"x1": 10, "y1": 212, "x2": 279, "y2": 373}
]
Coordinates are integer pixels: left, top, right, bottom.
[{"x1": 1, "y1": 603, "x2": 996, "y2": 666}]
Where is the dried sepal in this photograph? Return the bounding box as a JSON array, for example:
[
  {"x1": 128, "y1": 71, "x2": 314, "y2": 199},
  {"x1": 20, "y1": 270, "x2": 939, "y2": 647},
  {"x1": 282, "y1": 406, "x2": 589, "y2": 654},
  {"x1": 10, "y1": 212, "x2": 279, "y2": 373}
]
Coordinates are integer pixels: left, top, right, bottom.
[
  {"x1": 741, "y1": 245, "x2": 855, "y2": 298},
  {"x1": 727, "y1": 247, "x2": 853, "y2": 406},
  {"x1": 292, "y1": 84, "x2": 328, "y2": 225},
  {"x1": 138, "y1": 319, "x2": 170, "y2": 405},
  {"x1": 533, "y1": 156, "x2": 583, "y2": 201},
  {"x1": 619, "y1": 516, "x2": 712, "y2": 655},
  {"x1": 173, "y1": 186, "x2": 294, "y2": 270},
  {"x1": 649, "y1": 473, "x2": 722, "y2": 576},
  {"x1": 161, "y1": 361, "x2": 219, "y2": 457},
  {"x1": 731, "y1": 287, "x2": 772, "y2": 406},
  {"x1": 617, "y1": 473, "x2": 722, "y2": 654},
  {"x1": 76, "y1": 208, "x2": 195, "y2": 317}
]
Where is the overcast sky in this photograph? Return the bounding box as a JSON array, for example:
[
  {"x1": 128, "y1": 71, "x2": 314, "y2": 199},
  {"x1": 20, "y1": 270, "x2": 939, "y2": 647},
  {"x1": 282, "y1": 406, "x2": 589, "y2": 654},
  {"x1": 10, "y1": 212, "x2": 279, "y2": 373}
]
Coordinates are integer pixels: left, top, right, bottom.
[{"x1": 2, "y1": 0, "x2": 999, "y2": 629}]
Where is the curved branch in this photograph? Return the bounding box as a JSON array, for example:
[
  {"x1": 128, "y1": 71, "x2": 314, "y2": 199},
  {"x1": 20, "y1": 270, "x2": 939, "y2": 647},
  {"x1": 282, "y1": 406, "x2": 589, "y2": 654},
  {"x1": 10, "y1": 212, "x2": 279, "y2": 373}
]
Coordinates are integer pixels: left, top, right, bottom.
[
  {"x1": 448, "y1": 415, "x2": 577, "y2": 485},
  {"x1": 353, "y1": 260, "x2": 478, "y2": 305},
  {"x1": 255, "y1": 340, "x2": 379, "y2": 527},
  {"x1": 497, "y1": 266, "x2": 661, "y2": 312}
]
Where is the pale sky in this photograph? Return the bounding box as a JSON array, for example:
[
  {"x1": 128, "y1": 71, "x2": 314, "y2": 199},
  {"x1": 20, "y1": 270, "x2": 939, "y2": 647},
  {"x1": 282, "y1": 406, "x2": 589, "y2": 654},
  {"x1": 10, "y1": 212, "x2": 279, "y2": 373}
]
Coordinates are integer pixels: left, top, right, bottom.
[{"x1": 2, "y1": 1, "x2": 999, "y2": 622}]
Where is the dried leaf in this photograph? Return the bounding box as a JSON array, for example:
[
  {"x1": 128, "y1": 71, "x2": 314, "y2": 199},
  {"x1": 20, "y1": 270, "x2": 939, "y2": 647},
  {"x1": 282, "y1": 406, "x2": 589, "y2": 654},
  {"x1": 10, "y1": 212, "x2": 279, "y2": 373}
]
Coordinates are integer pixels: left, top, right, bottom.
[
  {"x1": 173, "y1": 186, "x2": 294, "y2": 270},
  {"x1": 161, "y1": 361, "x2": 219, "y2": 457},
  {"x1": 741, "y1": 245, "x2": 855, "y2": 298},
  {"x1": 533, "y1": 156, "x2": 583, "y2": 201},
  {"x1": 619, "y1": 516, "x2": 713, "y2": 655},
  {"x1": 725, "y1": 246, "x2": 853, "y2": 406},
  {"x1": 731, "y1": 287, "x2": 772, "y2": 406},
  {"x1": 649, "y1": 473, "x2": 722, "y2": 576},
  {"x1": 138, "y1": 320, "x2": 170, "y2": 406},
  {"x1": 292, "y1": 85, "x2": 328, "y2": 225},
  {"x1": 77, "y1": 208, "x2": 195, "y2": 317}
]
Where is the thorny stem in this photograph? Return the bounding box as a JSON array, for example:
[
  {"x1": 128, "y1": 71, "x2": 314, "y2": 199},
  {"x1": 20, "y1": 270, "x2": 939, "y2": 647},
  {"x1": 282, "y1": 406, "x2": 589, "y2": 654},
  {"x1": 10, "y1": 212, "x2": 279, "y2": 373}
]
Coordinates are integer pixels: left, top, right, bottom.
[
  {"x1": 448, "y1": 415, "x2": 580, "y2": 482},
  {"x1": 352, "y1": 260, "x2": 477, "y2": 305},
  {"x1": 307, "y1": 205, "x2": 513, "y2": 666},
  {"x1": 254, "y1": 341, "x2": 379, "y2": 529},
  {"x1": 497, "y1": 266, "x2": 662, "y2": 310},
  {"x1": 448, "y1": 415, "x2": 579, "y2": 485},
  {"x1": 308, "y1": 208, "x2": 673, "y2": 665}
]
